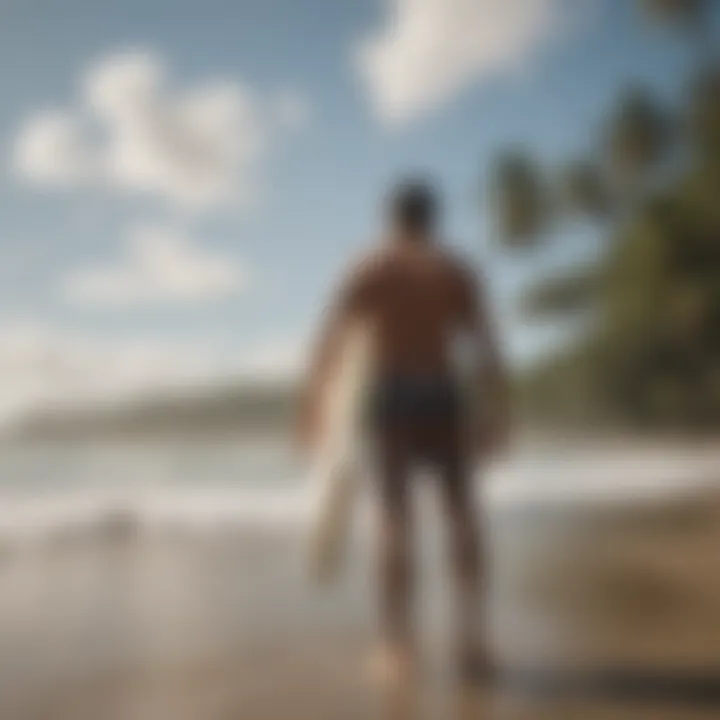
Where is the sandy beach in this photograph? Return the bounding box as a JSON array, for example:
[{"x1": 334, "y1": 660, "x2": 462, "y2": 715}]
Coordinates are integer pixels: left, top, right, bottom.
[{"x1": 0, "y1": 442, "x2": 718, "y2": 720}]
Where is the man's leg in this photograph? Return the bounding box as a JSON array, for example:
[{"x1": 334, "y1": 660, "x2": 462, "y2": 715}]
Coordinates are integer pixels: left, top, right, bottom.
[
  {"x1": 439, "y1": 448, "x2": 489, "y2": 677},
  {"x1": 374, "y1": 427, "x2": 416, "y2": 679}
]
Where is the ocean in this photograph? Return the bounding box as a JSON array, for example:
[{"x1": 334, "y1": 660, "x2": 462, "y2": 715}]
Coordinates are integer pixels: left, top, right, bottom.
[
  {"x1": 0, "y1": 437, "x2": 716, "y2": 541},
  {"x1": 0, "y1": 438, "x2": 718, "y2": 719}
]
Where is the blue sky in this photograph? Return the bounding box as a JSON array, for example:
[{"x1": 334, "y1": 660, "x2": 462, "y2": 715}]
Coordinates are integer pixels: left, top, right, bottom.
[{"x1": 0, "y1": 0, "x2": 715, "y2": 416}]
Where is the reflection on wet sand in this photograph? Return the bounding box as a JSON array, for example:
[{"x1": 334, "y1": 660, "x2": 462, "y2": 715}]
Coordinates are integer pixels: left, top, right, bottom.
[{"x1": 0, "y1": 475, "x2": 718, "y2": 720}]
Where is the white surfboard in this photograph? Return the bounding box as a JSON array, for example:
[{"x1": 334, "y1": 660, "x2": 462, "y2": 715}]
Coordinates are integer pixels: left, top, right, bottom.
[
  {"x1": 306, "y1": 321, "x2": 374, "y2": 583},
  {"x1": 306, "y1": 326, "x2": 482, "y2": 583}
]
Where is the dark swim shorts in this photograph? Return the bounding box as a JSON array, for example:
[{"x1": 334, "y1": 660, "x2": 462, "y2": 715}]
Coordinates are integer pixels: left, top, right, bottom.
[
  {"x1": 367, "y1": 373, "x2": 461, "y2": 429},
  {"x1": 367, "y1": 373, "x2": 468, "y2": 497}
]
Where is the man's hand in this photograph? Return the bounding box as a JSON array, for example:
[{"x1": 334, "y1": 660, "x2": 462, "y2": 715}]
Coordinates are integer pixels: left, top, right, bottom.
[
  {"x1": 295, "y1": 406, "x2": 322, "y2": 457},
  {"x1": 480, "y1": 419, "x2": 510, "y2": 457},
  {"x1": 477, "y1": 409, "x2": 511, "y2": 460}
]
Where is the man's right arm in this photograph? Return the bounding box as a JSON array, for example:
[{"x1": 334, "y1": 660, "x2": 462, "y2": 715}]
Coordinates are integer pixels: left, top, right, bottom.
[{"x1": 457, "y1": 264, "x2": 511, "y2": 457}]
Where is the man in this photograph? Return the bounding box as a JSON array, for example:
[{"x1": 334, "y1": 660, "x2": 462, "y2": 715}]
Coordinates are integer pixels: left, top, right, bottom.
[{"x1": 297, "y1": 179, "x2": 510, "y2": 683}]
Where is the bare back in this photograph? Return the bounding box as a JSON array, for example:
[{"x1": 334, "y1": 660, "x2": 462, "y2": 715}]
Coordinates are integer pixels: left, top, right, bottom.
[
  {"x1": 299, "y1": 236, "x2": 503, "y2": 452},
  {"x1": 341, "y1": 241, "x2": 476, "y2": 377}
]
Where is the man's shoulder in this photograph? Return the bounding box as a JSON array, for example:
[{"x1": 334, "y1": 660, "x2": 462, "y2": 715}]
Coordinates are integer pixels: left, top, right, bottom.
[
  {"x1": 348, "y1": 241, "x2": 478, "y2": 281},
  {"x1": 340, "y1": 244, "x2": 393, "y2": 291},
  {"x1": 348, "y1": 242, "x2": 395, "y2": 273},
  {"x1": 436, "y1": 245, "x2": 476, "y2": 280}
]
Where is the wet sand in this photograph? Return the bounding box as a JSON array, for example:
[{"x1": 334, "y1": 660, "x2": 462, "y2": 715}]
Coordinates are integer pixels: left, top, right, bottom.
[{"x1": 0, "y1": 471, "x2": 719, "y2": 719}]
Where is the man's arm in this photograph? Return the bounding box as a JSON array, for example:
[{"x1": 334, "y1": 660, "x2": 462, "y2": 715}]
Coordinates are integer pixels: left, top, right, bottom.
[
  {"x1": 458, "y1": 265, "x2": 511, "y2": 456},
  {"x1": 296, "y1": 257, "x2": 374, "y2": 452}
]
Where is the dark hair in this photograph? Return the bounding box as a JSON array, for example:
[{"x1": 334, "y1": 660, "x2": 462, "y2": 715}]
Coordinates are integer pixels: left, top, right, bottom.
[{"x1": 388, "y1": 178, "x2": 439, "y2": 233}]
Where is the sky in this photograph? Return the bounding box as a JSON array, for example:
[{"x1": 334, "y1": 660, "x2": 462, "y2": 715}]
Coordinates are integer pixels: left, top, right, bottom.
[{"x1": 0, "y1": 0, "x2": 715, "y2": 419}]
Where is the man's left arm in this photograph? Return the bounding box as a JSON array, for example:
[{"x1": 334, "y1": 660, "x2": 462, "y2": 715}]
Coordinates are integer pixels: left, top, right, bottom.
[{"x1": 296, "y1": 259, "x2": 373, "y2": 453}]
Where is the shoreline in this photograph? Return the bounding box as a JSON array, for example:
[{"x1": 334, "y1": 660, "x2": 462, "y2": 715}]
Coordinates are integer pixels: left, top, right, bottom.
[{"x1": 0, "y1": 442, "x2": 717, "y2": 719}]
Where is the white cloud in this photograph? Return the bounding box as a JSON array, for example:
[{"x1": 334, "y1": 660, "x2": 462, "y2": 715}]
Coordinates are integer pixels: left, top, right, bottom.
[
  {"x1": 13, "y1": 50, "x2": 309, "y2": 209},
  {"x1": 0, "y1": 319, "x2": 306, "y2": 424},
  {"x1": 0, "y1": 319, "x2": 230, "y2": 422},
  {"x1": 356, "y1": 0, "x2": 566, "y2": 124},
  {"x1": 63, "y1": 224, "x2": 250, "y2": 308},
  {"x1": 14, "y1": 111, "x2": 96, "y2": 185}
]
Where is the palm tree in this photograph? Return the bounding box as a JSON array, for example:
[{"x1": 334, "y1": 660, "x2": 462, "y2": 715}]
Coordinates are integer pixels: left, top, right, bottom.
[
  {"x1": 689, "y1": 66, "x2": 720, "y2": 157},
  {"x1": 605, "y1": 88, "x2": 671, "y2": 182},
  {"x1": 491, "y1": 150, "x2": 548, "y2": 247},
  {"x1": 519, "y1": 266, "x2": 602, "y2": 320},
  {"x1": 642, "y1": 0, "x2": 715, "y2": 65},
  {"x1": 487, "y1": 0, "x2": 720, "y2": 429},
  {"x1": 563, "y1": 161, "x2": 613, "y2": 218},
  {"x1": 641, "y1": 0, "x2": 705, "y2": 26}
]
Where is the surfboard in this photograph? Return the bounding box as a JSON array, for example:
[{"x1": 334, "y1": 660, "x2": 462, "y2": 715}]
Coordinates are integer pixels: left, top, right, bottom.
[
  {"x1": 306, "y1": 321, "x2": 374, "y2": 584},
  {"x1": 305, "y1": 325, "x2": 482, "y2": 583}
]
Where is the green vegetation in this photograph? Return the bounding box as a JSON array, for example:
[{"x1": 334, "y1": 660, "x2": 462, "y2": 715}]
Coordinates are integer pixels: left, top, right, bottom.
[
  {"x1": 9, "y1": 381, "x2": 299, "y2": 441},
  {"x1": 497, "y1": 0, "x2": 719, "y2": 432}
]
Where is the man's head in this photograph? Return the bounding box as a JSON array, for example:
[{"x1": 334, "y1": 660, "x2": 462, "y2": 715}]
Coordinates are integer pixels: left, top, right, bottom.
[{"x1": 387, "y1": 178, "x2": 439, "y2": 238}]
